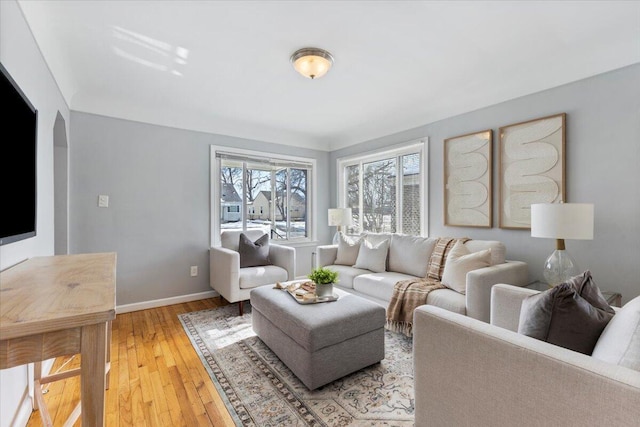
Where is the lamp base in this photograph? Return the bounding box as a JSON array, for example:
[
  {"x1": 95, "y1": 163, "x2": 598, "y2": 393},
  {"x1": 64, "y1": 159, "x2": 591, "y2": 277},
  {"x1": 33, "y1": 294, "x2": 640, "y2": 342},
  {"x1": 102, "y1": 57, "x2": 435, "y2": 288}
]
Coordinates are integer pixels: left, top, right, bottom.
[
  {"x1": 332, "y1": 231, "x2": 341, "y2": 244},
  {"x1": 542, "y1": 249, "x2": 580, "y2": 287}
]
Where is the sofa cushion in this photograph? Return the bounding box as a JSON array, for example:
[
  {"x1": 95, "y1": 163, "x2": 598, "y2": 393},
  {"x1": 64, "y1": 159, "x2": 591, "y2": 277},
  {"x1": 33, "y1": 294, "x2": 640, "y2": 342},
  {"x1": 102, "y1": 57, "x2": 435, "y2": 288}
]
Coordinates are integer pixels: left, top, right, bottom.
[
  {"x1": 441, "y1": 241, "x2": 491, "y2": 295},
  {"x1": 239, "y1": 232, "x2": 271, "y2": 268},
  {"x1": 238, "y1": 265, "x2": 288, "y2": 289},
  {"x1": 389, "y1": 235, "x2": 436, "y2": 277},
  {"x1": 425, "y1": 289, "x2": 467, "y2": 316},
  {"x1": 334, "y1": 232, "x2": 362, "y2": 266},
  {"x1": 592, "y1": 295, "x2": 640, "y2": 371},
  {"x1": 464, "y1": 240, "x2": 505, "y2": 265},
  {"x1": 353, "y1": 239, "x2": 389, "y2": 273},
  {"x1": 325, "y1": 264, "x2": 371, "y2": 289},
  {"x1": 353, "y1": 272, "x2": 416, "y2": 302},
  {"x1": 518, "y1": 271, "x2": 615, "y2": 355},
  {"x1": 363, "y1": 232, "x2": 393, "y2": 246}
]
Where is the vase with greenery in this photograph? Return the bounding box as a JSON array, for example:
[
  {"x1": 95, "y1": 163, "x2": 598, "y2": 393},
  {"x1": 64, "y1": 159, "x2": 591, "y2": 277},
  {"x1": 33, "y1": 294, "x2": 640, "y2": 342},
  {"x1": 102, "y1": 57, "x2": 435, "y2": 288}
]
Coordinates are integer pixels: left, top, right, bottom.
[{"x1": 308, "y1": 267, "x2": 338, "y2": 298}]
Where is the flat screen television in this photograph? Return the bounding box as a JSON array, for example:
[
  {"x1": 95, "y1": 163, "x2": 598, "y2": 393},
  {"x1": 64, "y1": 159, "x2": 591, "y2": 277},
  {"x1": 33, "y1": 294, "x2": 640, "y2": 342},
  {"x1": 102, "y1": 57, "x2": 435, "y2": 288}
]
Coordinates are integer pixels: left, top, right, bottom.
[{"x1": 0, "y1": 62, "x2": 38, "y2": 245}]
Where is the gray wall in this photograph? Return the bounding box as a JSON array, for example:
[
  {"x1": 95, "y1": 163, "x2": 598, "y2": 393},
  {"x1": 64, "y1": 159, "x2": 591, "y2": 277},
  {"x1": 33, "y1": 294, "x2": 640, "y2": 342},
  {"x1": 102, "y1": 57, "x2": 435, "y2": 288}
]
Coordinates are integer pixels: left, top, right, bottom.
[
  {"x1": 69, "y1": 112, "x2": 331, "y2": 306},
  {"x1": 330, "y1": 63, "x2": 640, "y2": 304},
  {"x1": 0, "y1": 1, "x2": 71, "y2": 425}
]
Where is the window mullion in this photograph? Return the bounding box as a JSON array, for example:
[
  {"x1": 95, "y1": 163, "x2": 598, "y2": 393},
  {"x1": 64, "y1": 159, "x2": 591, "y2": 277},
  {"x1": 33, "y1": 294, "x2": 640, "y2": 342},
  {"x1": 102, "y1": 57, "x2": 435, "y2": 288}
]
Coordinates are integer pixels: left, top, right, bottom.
[
  {"x1": 286, "y1": 168, "x2": 291, "y2": 240},
  {"x1": 358, "y1": 161, "x2": 364, "y2": 234},
  {"x1": 242, "y1": 162, "x2": 248, "y2": 231},
  {"x1": 270, "y1": 169, "x2": 276, "y2": 238},
  {"x1": 397, "y1": 155, "x2": 403, "y2": 234}
]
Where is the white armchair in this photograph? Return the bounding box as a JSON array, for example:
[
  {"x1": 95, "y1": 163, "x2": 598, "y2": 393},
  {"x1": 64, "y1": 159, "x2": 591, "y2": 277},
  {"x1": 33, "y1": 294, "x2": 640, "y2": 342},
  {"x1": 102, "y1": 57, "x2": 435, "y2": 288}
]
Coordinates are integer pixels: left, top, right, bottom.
[{"x1": 210, "y1": 229, "x2": 295, "y2": 315}]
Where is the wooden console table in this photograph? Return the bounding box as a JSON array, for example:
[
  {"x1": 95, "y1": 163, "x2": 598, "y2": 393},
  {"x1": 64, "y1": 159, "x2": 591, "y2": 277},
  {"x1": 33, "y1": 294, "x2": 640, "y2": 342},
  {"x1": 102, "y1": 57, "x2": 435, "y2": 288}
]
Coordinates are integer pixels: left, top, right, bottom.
[{"x1": 0, "y1": 252, "x2": 116, "y2": 426}]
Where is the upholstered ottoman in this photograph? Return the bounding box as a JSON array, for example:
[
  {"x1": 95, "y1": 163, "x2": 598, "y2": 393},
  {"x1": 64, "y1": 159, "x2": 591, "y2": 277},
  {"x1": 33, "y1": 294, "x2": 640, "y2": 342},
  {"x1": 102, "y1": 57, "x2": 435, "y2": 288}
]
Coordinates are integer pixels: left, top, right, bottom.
[{"x1": 250, "y1": 284, "x2": 385, "y2": 390}]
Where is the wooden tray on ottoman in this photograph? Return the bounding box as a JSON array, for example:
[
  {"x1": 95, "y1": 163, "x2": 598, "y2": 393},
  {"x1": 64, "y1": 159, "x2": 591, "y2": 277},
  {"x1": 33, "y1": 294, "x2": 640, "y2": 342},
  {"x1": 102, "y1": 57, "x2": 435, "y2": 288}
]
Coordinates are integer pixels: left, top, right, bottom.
[{"x1": 283, "y1": 281, "x2": 339, "y2": 304}]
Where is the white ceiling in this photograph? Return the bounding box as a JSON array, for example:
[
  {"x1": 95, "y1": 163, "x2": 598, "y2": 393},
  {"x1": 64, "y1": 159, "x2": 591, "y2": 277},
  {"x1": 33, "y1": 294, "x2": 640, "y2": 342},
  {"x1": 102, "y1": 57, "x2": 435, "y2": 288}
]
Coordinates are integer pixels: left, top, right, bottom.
[{"x1": 18, "y1": 1, "x2": 640, "y2": 152}]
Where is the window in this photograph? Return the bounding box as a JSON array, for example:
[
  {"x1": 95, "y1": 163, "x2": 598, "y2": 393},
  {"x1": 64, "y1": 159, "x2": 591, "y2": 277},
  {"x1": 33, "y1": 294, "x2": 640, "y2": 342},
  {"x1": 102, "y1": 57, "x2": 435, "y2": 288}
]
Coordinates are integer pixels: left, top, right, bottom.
[
  {"x1": 211, "y1": 147, "x2": 315, "y2": 244},
  {"x1": 338, "y1": 139, "x2": 427, "y2": 236}
]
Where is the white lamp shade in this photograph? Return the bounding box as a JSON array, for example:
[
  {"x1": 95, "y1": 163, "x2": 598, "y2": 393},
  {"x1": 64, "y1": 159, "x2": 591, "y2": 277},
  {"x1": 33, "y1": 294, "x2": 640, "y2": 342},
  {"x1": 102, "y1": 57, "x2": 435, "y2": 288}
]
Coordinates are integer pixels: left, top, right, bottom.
[
  {"x1": 531, "y1": 203, "x2": 594, "y2": 240},
  {"x1": 328, "y1": 208, "x2": 352, "y2": 227}
]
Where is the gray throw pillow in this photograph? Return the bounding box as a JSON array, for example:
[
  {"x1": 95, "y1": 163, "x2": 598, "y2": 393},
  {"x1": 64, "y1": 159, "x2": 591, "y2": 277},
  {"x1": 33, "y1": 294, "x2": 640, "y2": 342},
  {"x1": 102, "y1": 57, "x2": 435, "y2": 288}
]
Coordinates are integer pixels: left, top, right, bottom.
[
  {"x1": 238, "y1": 233, "x2": 270, "y2": 268},
  {"x1": 518, "y1": 270, "x2": 615, "y2": 355}
]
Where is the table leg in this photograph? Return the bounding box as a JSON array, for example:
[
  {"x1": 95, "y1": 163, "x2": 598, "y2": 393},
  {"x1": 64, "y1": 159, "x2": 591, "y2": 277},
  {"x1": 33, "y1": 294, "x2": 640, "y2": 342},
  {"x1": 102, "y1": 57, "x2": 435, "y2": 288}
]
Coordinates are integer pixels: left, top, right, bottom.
[
  {"x1": 106, "y1": 320, "x2": 112, "y2": 389},
  {"x1": 80, "y1": 322, "x2": 107, "y2": 427},
  {"x1": 33, "y1": 361, "x2": 42, "y2": 410}
]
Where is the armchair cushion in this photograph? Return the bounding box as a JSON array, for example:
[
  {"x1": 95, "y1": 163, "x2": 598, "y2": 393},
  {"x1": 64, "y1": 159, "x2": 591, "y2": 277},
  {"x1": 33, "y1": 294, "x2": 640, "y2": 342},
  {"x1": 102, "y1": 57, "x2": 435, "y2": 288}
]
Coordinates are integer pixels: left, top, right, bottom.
[
  {"x1": 239, "y1": 233, "x2": 271, "y2": 268},
  {"x1": 518, "y1": 271, "x2": 615, "y2": 355},
  {"x1": 221, "y1": 228, "x2": 268, "y2": 251},
  {"x1": 238, "y1": 265, "x2": 288, "y2": 289},
  {"x1": 441, "y1": 241, "x2": 491, "y2": 295}
]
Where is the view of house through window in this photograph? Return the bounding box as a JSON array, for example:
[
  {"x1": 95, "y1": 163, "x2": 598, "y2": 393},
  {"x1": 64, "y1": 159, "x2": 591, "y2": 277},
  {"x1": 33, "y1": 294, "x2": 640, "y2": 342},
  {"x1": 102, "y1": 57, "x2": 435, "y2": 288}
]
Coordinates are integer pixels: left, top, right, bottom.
[
  {"x1": 340, "y1": 142, "x2": 425, "y2": 235},
  {"x1": 215, "y1": 151, "x2": 312, "y2": 241}
]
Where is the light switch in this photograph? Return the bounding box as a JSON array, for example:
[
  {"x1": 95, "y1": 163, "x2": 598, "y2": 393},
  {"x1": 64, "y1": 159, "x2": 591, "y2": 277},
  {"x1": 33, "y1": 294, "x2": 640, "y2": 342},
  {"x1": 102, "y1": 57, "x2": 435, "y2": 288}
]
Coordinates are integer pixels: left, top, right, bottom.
[{"x1": 98, "y1": 195, "x2": 109, "y2": 208}]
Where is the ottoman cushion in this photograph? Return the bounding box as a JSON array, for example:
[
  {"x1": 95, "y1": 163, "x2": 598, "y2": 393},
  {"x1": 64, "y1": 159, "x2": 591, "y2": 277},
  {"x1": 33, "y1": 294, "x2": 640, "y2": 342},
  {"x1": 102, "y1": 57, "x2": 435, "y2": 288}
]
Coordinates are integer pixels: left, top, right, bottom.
[
  {"x1": 250, "y1": 286, "x2": 385, "y2": 352},
  {"x1": 250, "y1": 284, "x2": 386, "y2": 390}
]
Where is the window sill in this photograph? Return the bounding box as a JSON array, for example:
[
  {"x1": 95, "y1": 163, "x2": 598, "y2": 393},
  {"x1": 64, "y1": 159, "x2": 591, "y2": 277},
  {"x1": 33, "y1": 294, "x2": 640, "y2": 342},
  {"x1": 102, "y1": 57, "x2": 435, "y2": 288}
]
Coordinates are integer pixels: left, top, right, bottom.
[{"x1": 275, "y1": 240, "x2": 319, "y2": 248}]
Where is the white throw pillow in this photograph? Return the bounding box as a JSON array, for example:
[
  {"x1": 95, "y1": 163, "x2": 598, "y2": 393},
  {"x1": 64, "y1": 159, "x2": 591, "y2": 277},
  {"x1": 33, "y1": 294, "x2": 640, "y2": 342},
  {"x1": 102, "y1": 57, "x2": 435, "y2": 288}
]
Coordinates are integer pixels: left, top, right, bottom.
[
  {"x1": 353, "y1": 239, "x2": 389, "y2": 273},
  {"x1": 334, "y1": 232, "x2": 362, "y2": 266},
  {"x1": 441, "y1": 241, "x2": 491, "y2": 294},
  {"x1": 592, "y1": 295, "x2": 640, "y2": 372},
  {"x1": 388, "y1": 235, "x2": 437, "y2": 278}
]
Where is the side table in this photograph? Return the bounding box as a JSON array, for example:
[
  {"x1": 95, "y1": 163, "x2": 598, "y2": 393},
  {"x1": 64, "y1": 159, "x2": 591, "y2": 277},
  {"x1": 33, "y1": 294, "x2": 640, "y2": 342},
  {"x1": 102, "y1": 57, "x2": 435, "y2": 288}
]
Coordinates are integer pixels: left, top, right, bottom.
[{"x1": 525, "y1": 281, "x2": 622, "y2": 307}]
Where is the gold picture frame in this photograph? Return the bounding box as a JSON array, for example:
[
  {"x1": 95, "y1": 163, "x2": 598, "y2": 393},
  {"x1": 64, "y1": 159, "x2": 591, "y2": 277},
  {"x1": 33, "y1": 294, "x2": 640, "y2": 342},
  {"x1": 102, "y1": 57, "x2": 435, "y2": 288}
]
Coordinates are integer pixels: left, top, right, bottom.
[
  {"x1": 444, "y1": 129, "x2": 492, "y2": 228},
  {"x1": 499, "y1": 113, "x2": 566, "y2": 229}
]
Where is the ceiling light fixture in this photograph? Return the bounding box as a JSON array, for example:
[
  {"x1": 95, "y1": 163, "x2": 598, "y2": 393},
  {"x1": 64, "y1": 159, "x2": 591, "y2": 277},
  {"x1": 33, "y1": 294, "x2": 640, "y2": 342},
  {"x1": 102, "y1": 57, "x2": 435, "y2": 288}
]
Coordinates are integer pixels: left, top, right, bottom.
[{"x1": 290, "y1": 47, "x2": 334, "y2": 79}]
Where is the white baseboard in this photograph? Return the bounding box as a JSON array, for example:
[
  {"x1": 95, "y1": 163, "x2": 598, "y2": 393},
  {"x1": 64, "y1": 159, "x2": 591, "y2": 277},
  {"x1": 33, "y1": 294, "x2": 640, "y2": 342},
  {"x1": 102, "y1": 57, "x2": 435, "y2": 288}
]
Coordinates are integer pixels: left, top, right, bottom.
[{"x1": 116, "y1": 290, "x2": 220, "y2": 314}]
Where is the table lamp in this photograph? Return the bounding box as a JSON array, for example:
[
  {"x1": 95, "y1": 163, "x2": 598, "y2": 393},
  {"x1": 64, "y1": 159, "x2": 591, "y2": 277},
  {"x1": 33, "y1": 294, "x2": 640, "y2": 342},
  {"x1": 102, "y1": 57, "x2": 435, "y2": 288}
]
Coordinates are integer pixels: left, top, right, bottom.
[
  {"x1": 531, "y1": 203, "x2": 594, "y2": 286},
  {"x1": 328, "y1": 208, "x2": 352, "y2": 244}
]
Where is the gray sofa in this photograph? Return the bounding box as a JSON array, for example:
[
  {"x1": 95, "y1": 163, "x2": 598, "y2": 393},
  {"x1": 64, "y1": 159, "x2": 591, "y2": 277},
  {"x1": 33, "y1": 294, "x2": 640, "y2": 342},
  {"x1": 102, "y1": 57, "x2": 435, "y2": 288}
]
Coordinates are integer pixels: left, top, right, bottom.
[
  {"x1": 316, "y1": 233, "x2": 528, "y2": 322},
  {"x1": 413, "y1": 284, "x2": 640, "y2": 426}
]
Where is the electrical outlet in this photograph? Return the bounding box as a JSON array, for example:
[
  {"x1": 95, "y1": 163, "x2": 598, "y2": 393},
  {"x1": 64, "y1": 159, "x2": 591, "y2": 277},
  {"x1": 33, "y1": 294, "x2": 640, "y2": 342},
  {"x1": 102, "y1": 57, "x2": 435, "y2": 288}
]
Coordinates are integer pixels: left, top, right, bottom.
[
  {"x1": 98, "y1": 195, "x2": 109, "y2": 208},
  {"x1": 190, "y1": 266, "x2": 198, "y2": 277}
]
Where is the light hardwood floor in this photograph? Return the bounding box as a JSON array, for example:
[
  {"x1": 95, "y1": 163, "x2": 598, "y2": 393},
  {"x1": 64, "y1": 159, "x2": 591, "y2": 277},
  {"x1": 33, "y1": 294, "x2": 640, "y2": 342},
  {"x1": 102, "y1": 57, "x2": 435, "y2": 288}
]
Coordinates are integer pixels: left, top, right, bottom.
[{"x1": 26, "y1": 298, "x2": 236, "y2": 427}]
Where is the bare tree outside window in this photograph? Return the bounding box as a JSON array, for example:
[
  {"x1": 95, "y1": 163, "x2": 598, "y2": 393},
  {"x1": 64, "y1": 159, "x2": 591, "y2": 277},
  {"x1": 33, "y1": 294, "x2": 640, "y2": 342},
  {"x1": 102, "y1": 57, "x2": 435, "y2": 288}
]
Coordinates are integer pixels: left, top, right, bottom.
[
  {"x1": 220, "y1": 158, "x2": 311, "y2": 240},
  {"x1": 340, "y1": 145, "x2": 423, "y2": 236},
  {"x1": 246, "y1": 168, "x2": 270, "y2": 203},
  {"x1": 346, "y1": 165, "x2": 360, "y2": 234},
  {"x1": 290, "y1": 168, "x2": 308, "y2": 238},
  {"x1": 363, "y1": 158, "x2": 396, "y2": 233}
]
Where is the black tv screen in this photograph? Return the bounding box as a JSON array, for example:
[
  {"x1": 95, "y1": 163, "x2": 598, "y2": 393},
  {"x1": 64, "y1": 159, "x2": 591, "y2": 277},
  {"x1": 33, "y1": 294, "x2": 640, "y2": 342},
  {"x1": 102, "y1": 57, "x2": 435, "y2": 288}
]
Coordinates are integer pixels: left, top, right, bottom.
[{"x1": 0, "y1": 62, "x2": 38, "y2": 245}]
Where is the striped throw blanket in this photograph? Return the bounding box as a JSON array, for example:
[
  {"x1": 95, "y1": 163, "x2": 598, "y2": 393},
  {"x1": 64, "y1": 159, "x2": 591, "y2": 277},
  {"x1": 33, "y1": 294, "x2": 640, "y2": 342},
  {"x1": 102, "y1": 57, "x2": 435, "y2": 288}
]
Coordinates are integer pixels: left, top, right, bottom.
[{"x1": 385, "y1": 237, "x2": 470, "y2": 337}]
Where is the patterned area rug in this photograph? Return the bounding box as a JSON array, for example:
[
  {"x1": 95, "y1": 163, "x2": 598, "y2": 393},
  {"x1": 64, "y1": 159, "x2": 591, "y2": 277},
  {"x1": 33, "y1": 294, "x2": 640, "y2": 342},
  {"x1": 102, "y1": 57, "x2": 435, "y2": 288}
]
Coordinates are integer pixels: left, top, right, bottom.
[{"x1": 179, "y1": 303, "x2": 415, "y2": 426}]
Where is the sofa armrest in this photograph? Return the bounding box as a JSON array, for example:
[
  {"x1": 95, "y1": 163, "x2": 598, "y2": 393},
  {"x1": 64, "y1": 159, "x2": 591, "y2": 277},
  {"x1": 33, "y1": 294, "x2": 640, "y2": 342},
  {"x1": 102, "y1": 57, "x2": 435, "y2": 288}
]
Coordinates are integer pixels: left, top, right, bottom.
[
  {"x1": 413, "y1": 305, "x2": 640, "y2": 427},
  {"x1": 490, "y1": 283, "x2": 621, "y2": 332},
  {"x1": 490, "y1": 283, "x2": 540, "y2": 331},
  {"x1": 269, "y1": 243, "x2": 295, "y2": 280},
  {"x1": 316, "y1": 244, "x2": 338, "y2": 268},
  {"x1": 209, "y1": 246, "x2": 240, "y2": 302},
  {"x1": 465, "y1": 260, "x2": 528, "y2": 323}
]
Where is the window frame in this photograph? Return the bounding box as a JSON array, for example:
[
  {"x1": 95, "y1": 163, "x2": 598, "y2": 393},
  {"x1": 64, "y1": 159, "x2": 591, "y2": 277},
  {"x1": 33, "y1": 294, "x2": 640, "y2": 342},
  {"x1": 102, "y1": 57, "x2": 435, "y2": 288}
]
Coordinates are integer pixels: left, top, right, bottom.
[
  {"x1": 210, "y1": 145, "x2": 316, "y2": 246},
  {"x1": 336, "y1": 138, "x2": 428, "y2": 236}
]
